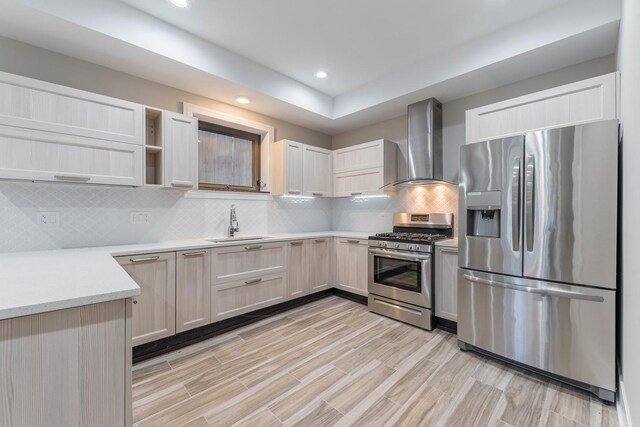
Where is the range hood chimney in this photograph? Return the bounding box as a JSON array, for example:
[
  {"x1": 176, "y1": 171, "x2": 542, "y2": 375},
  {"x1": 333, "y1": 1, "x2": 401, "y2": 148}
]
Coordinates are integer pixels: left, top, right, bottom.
[{"x1": 393, "y1": 98, "x2": 444, "y2": 186}]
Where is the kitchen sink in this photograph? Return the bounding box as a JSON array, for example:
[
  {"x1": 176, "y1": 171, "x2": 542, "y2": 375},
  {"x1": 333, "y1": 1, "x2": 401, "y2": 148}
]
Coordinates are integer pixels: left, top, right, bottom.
[{"x1": 206, "y1": 236, "x2": 268, "y2": 243}]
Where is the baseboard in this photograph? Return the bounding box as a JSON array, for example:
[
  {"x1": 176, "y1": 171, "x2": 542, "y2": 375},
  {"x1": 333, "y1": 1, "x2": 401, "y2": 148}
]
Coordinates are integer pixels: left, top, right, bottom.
[
  {"x1": 331, "y1": 287, "x2": 367, "y2": 304},
  {"x1": 133, "y1": 289, "x2": 333, "y2": 363},
  {"x1": 618, "y1": 379, "x2": 633, "y2": 427},
  {"x1": 132, "y1": 288, "x2": 367, "y2": 363}
]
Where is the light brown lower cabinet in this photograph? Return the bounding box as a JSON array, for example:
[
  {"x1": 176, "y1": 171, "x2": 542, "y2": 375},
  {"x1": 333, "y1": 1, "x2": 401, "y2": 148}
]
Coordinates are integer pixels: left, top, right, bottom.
[
  {"x1": 212, "y1": 273, "x2": 287, "y2": 321},
  {"x1": 0, "y1": 299, "x2": 132, "y2": 426},
  {"x1": 115, "y1": 252, "x2": 176, "y2": 346},
  {"x1": 335, "y1": 238, "x2": 369, "y2": 296},
  {"x1": 176, "y1": 248, "x2": 211, "y2": 332},
  {"x1": 287, "y1": 240, "x2": 309, "y2": 298},
  {"x1": 435, "y1": 246, "x2": 459, "y2": 321},
  {"x1": 309, "y1": 238, "x2": 331, "y2": 292}
]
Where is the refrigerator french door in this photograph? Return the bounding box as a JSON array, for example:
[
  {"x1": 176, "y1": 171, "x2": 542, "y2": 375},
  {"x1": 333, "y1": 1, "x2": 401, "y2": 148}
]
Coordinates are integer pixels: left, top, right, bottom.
[{"x1": 458, "y1": 120, "x2": 618, "y2": 402}]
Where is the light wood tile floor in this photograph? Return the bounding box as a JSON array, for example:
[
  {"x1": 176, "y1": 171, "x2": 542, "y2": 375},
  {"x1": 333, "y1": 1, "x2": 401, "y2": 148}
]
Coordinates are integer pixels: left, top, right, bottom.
[{"x1": 132, "y1": 296, "x2": 618, "y2": 427}]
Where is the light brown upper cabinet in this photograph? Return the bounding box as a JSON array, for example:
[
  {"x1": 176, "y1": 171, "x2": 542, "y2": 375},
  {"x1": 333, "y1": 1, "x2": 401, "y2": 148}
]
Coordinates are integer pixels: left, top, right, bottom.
[
  {"x1": 332, "y1": 139, "x2": 397, "y2": 197},
  {"x1": 302, "y1": 145, "x2": 332, "y2": 197},
  {"x1": 465, "y1": 72, "x2": 618, "y2": 144},
  {"x1": 163, "y1": 111, "x2": 199, "y2": 190},
  {"x1": 0, "y1": 71, "x2": 144, "y2": 186},
  {"x1": 272, "y1": 140, "x2": 332, "y2": 196},
  {"x1": 115, "y1": 252, "x2": 176, "y2": 346}
]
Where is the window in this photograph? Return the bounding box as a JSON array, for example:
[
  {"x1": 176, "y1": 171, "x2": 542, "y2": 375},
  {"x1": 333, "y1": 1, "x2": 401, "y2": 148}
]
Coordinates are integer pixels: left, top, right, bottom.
[{"x1": 198, "y1": 122, "x2": 262, "y2": 192}]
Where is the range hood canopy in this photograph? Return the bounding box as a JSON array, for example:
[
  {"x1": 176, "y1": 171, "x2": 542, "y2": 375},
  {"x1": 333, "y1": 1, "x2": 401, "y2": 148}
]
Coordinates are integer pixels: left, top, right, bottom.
[{"x1": 393, "y1": 98, "x2": 445, "y2": 186}]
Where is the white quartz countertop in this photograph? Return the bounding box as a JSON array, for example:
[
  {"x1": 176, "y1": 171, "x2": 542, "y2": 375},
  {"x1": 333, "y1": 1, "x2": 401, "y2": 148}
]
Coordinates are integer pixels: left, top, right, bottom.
[{"x1": 0, "y1": 231, "x2": 373, "y2": 320}]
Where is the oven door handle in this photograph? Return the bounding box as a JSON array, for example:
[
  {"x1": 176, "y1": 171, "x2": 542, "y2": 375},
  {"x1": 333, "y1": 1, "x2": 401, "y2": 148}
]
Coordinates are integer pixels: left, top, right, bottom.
[{"x1": 368, "y1": 248, "x2": 431, "y2": 262}]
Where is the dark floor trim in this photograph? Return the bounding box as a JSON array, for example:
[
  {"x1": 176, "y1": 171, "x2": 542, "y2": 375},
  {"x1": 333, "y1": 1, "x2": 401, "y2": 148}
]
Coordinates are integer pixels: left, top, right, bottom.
[
  {"x1": 332, "y1": 288, "x2": 367, "y2": 305},
  {"x1": 132, "y1": 288, "x2": 364, "y2": 364},
  {"x1": 435, "y1": 317, "x2": 457, "y2": 334}
]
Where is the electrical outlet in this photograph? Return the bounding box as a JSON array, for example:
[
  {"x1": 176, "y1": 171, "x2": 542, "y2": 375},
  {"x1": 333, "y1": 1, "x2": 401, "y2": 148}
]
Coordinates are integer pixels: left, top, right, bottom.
[
  {"x1": 130, "y1": 211, "x2": 151, "y2": 225},
  {"x1": 38, "y1": 212, "x2": 60, "y2": 227}
]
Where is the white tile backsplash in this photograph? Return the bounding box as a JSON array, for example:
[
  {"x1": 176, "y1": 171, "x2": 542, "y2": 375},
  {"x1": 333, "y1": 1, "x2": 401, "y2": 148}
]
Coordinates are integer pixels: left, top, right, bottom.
[
  {"x1": 331, "y1": 184, "x2": 459, "y2": 235},
  {"x1": 0, "y1": 182, "x2": 331, "y2": 252},
  {"x1": 0, "y1": 181, "x2": 457, "y2": 253}
]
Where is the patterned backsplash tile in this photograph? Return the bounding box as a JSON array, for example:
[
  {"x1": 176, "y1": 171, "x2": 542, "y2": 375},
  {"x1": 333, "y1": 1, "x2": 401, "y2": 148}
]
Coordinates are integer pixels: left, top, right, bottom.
[{"x1": 0, "y1": 181, "x2": 457, "y2": 253}]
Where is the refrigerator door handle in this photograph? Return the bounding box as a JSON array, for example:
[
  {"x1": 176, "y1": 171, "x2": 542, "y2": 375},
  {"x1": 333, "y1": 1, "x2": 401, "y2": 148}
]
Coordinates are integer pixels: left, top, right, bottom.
[
  {"x1": 525, "y1": 155, "x2": 535, "y2": 252},
  {"x1": 463, "y1": 274, "x2": 604, "y2": 302},
  {"x1": 511, "y1": 157, "x2": 521, "y2": 251}
]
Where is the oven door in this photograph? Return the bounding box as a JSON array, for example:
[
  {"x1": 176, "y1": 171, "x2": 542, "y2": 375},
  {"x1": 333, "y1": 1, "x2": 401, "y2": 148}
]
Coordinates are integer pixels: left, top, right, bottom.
[{"x1": 368, "y1": 248, "x2": 432, "y2": 309}]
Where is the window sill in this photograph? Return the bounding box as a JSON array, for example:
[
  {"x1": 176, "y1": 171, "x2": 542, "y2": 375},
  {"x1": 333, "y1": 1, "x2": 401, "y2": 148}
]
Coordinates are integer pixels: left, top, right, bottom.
[{"x1": 184, "y1": 190, "x2": 273, "y2": 201}]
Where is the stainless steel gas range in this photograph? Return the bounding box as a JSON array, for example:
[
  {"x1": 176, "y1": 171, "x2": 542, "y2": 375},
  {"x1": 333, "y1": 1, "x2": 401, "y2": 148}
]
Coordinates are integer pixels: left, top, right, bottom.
[{"x1": 368, "y1": 212, "x2": 453, "y2": 330}]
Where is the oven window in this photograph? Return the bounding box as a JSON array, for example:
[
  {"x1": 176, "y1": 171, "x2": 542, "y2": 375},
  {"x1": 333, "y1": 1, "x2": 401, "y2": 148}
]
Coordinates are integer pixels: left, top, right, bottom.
[{"x1": 373, "y1": 257, "x2": 421, "y2": 292}]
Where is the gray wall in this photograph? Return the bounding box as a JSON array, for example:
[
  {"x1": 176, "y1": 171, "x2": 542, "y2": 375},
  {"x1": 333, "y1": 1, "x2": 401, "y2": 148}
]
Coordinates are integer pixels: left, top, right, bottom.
[
  {"x1": 0, "y1": 36, "x2": 333, "y2": 149},
  {"x1": 617, "y1": 0, "x2": 640, "y2": 423},
  {"x1": 332, "y1": 55, "x2": 616, "y2": 183}
]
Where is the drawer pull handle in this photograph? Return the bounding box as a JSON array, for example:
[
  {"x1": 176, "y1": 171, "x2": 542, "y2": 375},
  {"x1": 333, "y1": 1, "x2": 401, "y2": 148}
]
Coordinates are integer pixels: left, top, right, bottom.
[
  {"x1": 347, "y1": 239, "x2": 360, "y2": 244},
  {"x1": 245, "y1": 278, "x2": 263, "y2": 285},
  {"x1": 290, "y1": 241, "x2": 304, "y2": 246},
  {"x1": 314, "y1": 239, "x2": 326, "y2": 243},
  {"x1": 350, "y1": 192, "x2": 362, "y2": 196},
  {"x1": 129, "y1": 256, "x2": 160, "y2": 263},
  {"x1": 244, "y1": 245, "x2": 263, "y2": 250},
  {"x1": 312, "y1": 192, "x2": 323, "y2": 196},
  {"x1": 171, "y1": 180, "x2": 194, "y2": 188},
  {"x1": 288, "y1": 190, "x2": 301, "y2": 194},
  {"x1": 182, "y1": 250, "x2": 206, "y2": 257},
  {"x1": 54, "y1": 175, "x2": 91, "y2": 182}
]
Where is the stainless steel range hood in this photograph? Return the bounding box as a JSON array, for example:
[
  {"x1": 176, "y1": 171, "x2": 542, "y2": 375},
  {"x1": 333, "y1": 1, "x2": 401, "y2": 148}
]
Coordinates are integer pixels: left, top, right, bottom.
[{"x1": 393, "y1": 98, "x2": 445, "y2": 186}]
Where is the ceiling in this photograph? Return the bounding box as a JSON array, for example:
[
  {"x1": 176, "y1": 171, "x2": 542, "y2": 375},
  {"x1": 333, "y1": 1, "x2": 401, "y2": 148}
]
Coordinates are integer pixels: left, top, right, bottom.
[{"x1": 0, "y1": 0, "x2": 622, "y2": 134}]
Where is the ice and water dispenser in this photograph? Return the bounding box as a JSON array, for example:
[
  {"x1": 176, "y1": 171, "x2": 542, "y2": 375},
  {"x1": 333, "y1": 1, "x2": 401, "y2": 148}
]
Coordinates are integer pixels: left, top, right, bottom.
[{"x1": 466, "y1": 191, "x2": 501, "y2": 238}]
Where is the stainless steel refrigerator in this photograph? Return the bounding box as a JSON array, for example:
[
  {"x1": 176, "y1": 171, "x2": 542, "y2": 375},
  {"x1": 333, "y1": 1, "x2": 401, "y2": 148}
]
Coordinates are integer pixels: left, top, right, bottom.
[{"x1": 458, "y1": 120, "x2": 618, "y2": 402}]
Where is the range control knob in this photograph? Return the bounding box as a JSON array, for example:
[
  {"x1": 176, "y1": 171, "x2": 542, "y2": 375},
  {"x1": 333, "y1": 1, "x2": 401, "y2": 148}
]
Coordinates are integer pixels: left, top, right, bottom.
[
  {"x1": 377, "y1": 242, "x2": 383, "y2": 247},
  {"x1": 395, "y1": 243, "x2": 400, "y2": 249}
]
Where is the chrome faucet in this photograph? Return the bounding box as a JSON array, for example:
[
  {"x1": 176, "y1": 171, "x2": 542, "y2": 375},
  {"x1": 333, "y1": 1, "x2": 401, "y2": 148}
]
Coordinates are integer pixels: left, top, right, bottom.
[{"x1": 229, "y1": 204, "x2": 239, "y2": 237}]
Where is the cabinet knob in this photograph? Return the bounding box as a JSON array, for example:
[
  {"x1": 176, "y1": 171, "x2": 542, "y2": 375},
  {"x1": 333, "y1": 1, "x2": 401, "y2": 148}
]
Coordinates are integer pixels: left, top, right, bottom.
[{"x1": 132, "y1": 299, "x2": 138, "y2": 304}]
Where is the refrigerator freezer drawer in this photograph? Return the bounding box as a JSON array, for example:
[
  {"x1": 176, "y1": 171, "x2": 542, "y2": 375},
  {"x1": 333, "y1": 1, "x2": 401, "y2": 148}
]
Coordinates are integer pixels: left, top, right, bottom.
[{"x1": 458, "y1": 269, "x2": 615, "y2": 392}]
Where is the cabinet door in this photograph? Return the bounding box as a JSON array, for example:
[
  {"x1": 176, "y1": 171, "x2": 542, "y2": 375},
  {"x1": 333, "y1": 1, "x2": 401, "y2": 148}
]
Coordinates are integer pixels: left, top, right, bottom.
[
  {"x1": 435, "y1": 246, "x2": 459, "y2": 321},
  {"x1": 176, "y1": 249, "x2": 211, "y2": 333},
  {"x1": 115, "y1": 252, "x2": 176, "y2": 346},
  {"x1": 0, "y1": 126, "x2": 144, "y2": 186},
  {"x1": 335, "y1": 239, "x2": 369, "y2": 296},
  {"x1": 333, "y1": 168, "x2": 384, "y2": 197},
  {"x1": 303, "y1": 145, "x2": 332, "y2": 196},
  {"x1": 333, "y1": 140, "x2": 383, "y2": 173},
  {"x1": 284, "y1": 140, "x2": 304, "y2": 195},
  {"x1": 287, "y1": 241, "x2": 309, "y2": 299},
  {"x1": 0, "y1": 70, "x2": 143, "y2": 145},
  {"x1": 308, "y1": 238, "x2": 331, "y2": 292},
  {"x1": 163, "y1": 111, "x2": 198, "y2": 190}
]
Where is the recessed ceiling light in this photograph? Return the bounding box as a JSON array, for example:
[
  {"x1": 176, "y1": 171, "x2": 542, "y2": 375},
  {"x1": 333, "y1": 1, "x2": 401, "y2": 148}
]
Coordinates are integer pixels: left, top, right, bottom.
[
  {"x1": 169, "y1": 0, "x2": 189, "y2": 8},
  {"x1": 236, "y1": 96, "x2": 251, "y2": 105},
  {"x1": 315, "y1": 70, "x2": 328, "y2": 79}
]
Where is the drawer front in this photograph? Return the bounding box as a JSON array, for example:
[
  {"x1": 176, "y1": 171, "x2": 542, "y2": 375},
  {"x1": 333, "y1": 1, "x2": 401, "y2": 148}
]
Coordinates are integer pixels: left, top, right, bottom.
[
  {"x1": 333, "y1": 168, "x2": 383, "y2": 197},
  {"x1": 0, "y1": 71, "x2": 143, "y2": 145},
  {"x1": 212, "y1": 273, "x2": 286, "y2": 321},
  {"x1": 0, "y1": 125, "x2": 143, "y2": 186},
  {"x1": 458, "y1": 268, "x2": 615, "y2": 391},
  {"x1": 211, "y1": 243, "x2": 285, "y2": 284}
]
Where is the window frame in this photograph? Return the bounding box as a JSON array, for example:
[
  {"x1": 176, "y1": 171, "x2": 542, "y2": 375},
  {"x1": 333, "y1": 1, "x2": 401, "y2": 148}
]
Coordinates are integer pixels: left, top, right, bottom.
[{"x1": 197, "y1": 121, "x2": 262, "y2": 192}]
